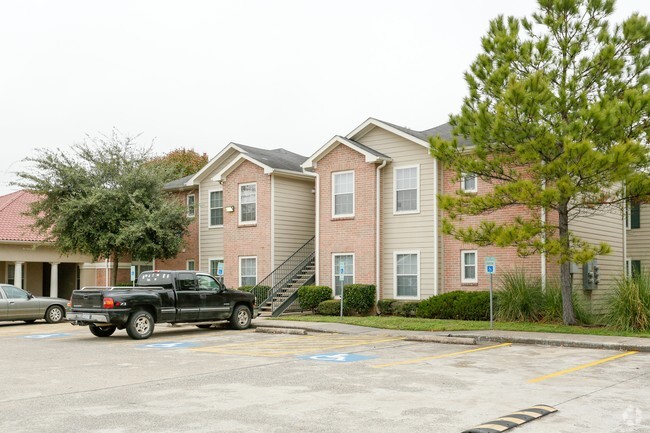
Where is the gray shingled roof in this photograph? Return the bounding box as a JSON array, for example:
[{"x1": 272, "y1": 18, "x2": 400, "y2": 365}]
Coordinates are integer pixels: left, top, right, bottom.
[
  {"x1": 379, "y1": 119, "x2": 474, "y2": 148},
  {"x1": 234, "y1": 143, "x2": 308, "y2": 172},
  {"x1": 163, "y1": 174, "x2": 195, "y2": 191},
  {"x1": 345, "y1": 138, "x2": 391, "y2": 159}
]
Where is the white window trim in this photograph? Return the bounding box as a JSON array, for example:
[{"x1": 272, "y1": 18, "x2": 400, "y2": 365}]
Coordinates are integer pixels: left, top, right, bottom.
[
  {"x1": 461, "y1": 250, "x2": 478, "y2": 283},
  {"x1": 393, "y1": 251, "x2": 420, "y2": 300},
  {"x1": 626, "y1": 200, "x2": 631, "y2": 230},
  {"x1": 393, "y1": 165, "x2": 420, "y2": 215},
  {"x1": 332, "y1": 170, "x2": 355, "y2": 218},
  {"x1": 461, "y1": 173, "x2": 477, "y2": 193},
  {"x1": 186, "y1": 194, "x2": 196, "y2": 218},
  {"x1": 6, "y1": 263, "x2": 26, "y2": 287},
  {"x1": 332, "y1": 253, "x2": 355, "y2": 297},
  {"x1": 208, "y1": 257, "x2": 224, "y2": 277},
  {"x1": 239, "y1": 182, "x2": 257, "y2": 225},
  {"x1": 239, "y1": 256, "x2": 257, "y2": 287},
  {"x1": 208, "y1": 189, "x2": 224, "y2": 228},
  {"x1": 186, "y1": 260, "x2": 195, "y2": 271}
]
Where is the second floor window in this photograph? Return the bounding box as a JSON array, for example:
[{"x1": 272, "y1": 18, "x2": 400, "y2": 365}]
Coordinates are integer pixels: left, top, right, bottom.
[
  {"x1": 395, "y1": 166, "x2": 419, "y2": 213},
  {"x1": 240, "y1": 183, "x2": 257, "y2": 224},
  {"x1": 461, "y1": 173, "x2": 477, "y2": 193},
  {"x1": 209, "y1": 191, "x2": 223, "y2": 226},
  {"x1": 186, "y1": 194, "x2": 195, "y2": 218},
  {"x1": 333, "y1": 171, "x2": 354, "y2": 217}
]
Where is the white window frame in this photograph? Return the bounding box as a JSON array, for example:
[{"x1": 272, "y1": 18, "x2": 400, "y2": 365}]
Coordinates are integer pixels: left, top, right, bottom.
[
  {"x1": 461, "y1": 173, "x2": 477, "y2": 193},
  {"x1": 239, "y1": 183, "x2": 257, "y2": 225},
  {"x1": 208, "y1": 190, "x2": 224, "y2": 228},
  {"x1": 209, "y1": 258, "x2": 224, "y2": 277},
  {"x1": 6, "y1": 263, "x2": 25, "y2": 288},
  {"x1": 394, "y1": 165, "x2": 420, "y2": 215},
  {"x1": 186, "y1": 260, "x2": 195, "y2": 271},
  {"x1": 393, "y1": 251, "x2": 420, "y2": 300},
  {"x1": 186, "y1": 194, "x2": 195, "y2": 218},
  {"x1": 332, "y1": 170, "x2": 355, "y2": 218},
  {"x1": 461, "y1": 250, "x2": 478, "y2": 283},
  {"x1": 239, "y1": 256, "x2": 257, "y2": 287},
  {"x1": 332, "y1": 253, "x2": 355, "y2": 297}
]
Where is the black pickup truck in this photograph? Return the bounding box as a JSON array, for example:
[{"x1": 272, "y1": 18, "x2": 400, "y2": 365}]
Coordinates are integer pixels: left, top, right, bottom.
[{"x1": 67, "y1": 270, "x2": 258, "y2": 339}]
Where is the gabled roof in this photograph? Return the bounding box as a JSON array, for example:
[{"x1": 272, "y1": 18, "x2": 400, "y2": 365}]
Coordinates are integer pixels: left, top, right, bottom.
[
  {"x1": 186, "y1": 142, "x2": 309, "y2": 185},
  {"x1": 0, "y1": 191, "x2": 49, "y2": 243},
  {"x1": 302, "y1": 136, "x2": 391, "y2": 170},
  {"x1": 163, "y1": 174, "x2": 195, "y2": 192}
]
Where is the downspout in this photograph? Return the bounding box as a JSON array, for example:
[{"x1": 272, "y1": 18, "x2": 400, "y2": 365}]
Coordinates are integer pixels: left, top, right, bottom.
[
  {"x1": 376, "y1": 160, "x2": 388, "y2": 303},
  {"x1": 433, "y1": 158, "x2": 439, "y2": 296},
  {"x1": 541, "y1": 178, "x2": 547, "y2": 290},
  {"x1": 623, "y1": 183, "x2": 627, "y2": 275},
  {"x1": 314, "y1": 171, "x2": 320, "y2": 285},
  {"x1": 270, "y1": 175, "x2": 275, "y2": 276}
]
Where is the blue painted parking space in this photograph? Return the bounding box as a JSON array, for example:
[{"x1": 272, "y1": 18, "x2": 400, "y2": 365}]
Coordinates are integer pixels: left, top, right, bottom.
[
  {"x1": 23, "y1": 333, "x2": 72, "y2": 339},
  {"x1": 299, "y1": 352, "x2": 378, "y2": 363},
  {"x1": 138, "y1": 341, "x2": 200, "y2": 349}
]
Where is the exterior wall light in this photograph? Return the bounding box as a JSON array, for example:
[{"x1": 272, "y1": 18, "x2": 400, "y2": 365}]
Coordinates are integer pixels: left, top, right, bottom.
[{"x1": 225, "y1": 206, "x2": 235, "y2": 212}]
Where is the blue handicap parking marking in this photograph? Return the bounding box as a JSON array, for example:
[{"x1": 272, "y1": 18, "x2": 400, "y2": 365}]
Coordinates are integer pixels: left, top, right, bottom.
[
  {"x1": 299, "y1": 353, "x2": 377, "y2": 363},
  {"x1": 23, "y1": 333, "x2": 71, "y2": 339},
  {"x1": 139, "y1": 341, "x2": 198, "y2": 349}
]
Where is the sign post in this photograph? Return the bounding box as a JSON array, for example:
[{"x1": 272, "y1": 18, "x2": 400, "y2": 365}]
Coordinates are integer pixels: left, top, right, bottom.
[
  {"x1": 130, "y1": 265, "x2": 136, "y2": 287},
  {"x1": 339, "y1": 265, "x2": 345, "y2": 318},
  {"x1": 485, "y1": 257, "x2": 496, "y2": 328}
]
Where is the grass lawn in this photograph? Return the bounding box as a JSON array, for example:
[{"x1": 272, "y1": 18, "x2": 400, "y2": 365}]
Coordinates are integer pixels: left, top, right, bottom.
[{"x1": 271, "y1": 315, "x2": 650, "y2": 338}]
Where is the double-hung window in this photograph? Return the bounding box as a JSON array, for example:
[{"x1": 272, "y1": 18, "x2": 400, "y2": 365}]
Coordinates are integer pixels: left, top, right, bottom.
[
  {"x1": 209, "y1": 191, "x2": 223, "y2": 227},
  {"x1": 333, "y1": 254, "x2": 354, "y2": 297},
  {"x1": 461, "y1": 173, "x2": 477, "y2": 193},
  {"x1": 240, "y1": 257, "x2": 257, "y2": 287},
  {"x1": 461, "y1": 250, "x2": 478, "y2": 283},
  {"x1": 240, "y1": 183, "x2": 257, "y2": 224},
  {"x1": 332, "y1": 171, "x2": 354, "y2": 217},
  {"x1": 186, "y1": 260, "x2": 195, "y2": 271},
  {"x1": 209, "y1": 259, "x2": 224, "y2": 277},
  {"x1": 186, "y1": 194, "x2": 195, "y2": 218},
  {"x1": 395, "y1": 166, "x2": 419, "y2": 213},
  {"x1": 395, "y1": 252, "x2": 419, "y2": 298}
]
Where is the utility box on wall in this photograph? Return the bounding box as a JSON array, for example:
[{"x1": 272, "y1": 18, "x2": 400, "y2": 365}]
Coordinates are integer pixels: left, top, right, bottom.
[{"x1": 582, "y1": 260, "x2": 600, "y2": 290}]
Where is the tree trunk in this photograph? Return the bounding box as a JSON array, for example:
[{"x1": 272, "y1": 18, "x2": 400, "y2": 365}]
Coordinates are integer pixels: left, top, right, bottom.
[
  {"x1": 111, "y1": 252, "x2": 119, "y2": 286},
  {"x1": 558, "y1": 206, "x2": 577, "y2": 325}
]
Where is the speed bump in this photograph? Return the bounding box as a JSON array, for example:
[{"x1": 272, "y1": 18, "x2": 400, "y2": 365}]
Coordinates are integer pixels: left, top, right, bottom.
[{"x1": 462, "y1": 405, "x2": 557, "y2": 433}]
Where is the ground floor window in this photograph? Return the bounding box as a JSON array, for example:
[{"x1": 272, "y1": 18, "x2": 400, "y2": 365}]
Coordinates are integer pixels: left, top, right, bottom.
[
  {"x1": 395, "y1": 252, "x2": 419, "y2": 298},
  {"x1": 333, "y1": 254, "x2": 354, "y2": 297},
  {"x1": 7, "y1": 263, "x2": 25, "y2": 288},
  {"x1": 209, "y1": 259, "x2": 224, "y2": 277},
  {"x1": 627, "y1": 259, "x2": 641, "y2": 278},
  {"x1": 186, "y1": 260, "x2": 195, "y2": 271},
  {"x1": 461, "y1": 250, "x2": 477, "y2": 283},
  {"x1": 240, "y1": 257, "x2": 257, "y2": 287}
]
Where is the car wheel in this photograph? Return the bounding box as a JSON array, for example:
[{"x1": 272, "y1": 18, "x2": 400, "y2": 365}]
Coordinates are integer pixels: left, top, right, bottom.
[
  {"x1": 45, "y1": 305, "x2": 65, "y2": 323},
  {"x1": 126, "y1": 310, "x2": 155, "y2": 340},
  {"x1": 229, "y1": 305, "x2": 251, "y2": 330},
  {"x1": 196, "y1": 324, "x2": 213, "y2": 329},
  {"x1": 89, "y1": 324, "x2": 117, "y2": 337}
]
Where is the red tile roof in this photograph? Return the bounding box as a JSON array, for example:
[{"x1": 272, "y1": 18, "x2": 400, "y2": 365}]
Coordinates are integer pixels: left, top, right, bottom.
[{"x1": 0, "y1": 191, "x2": 50, "y2": 243}]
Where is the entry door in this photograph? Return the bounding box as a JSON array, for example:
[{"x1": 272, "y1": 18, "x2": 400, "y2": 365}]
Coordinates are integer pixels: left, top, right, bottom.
[
  {"x1": 197, "y1": 275, "x2": 231, "y2": 321},
  {"x1": 1, "y1": 285, "x2": 41, "y2": 320}
]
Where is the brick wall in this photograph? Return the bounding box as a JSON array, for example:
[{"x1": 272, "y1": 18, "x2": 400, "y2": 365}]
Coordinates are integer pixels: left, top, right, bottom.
[
  {"x1": 156, "y1": 189, "x2": 200, "y2": 271},
  {"x1": 316, "y1": 144, "x2": 377, "y2": 289},
  {"x1": 223, "y1": 160, "x2": 272, "y2": 288}
]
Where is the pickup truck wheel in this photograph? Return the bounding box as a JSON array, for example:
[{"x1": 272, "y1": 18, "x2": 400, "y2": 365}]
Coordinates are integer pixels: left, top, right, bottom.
[
  {"x1": 230, "y1": 305, "x2": 251, "y2": 330},
  {"x1": 89, "y1": 324, "x2": 117, "y2": 337},
  {"x1": 45, "y1": 305, "x2": 65, "y2": 323},
  {"x1": 126, "y1": 310, "x2": 155, "y2": 340}
]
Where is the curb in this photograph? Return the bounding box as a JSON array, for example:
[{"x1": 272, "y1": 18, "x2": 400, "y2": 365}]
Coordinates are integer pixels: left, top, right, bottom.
[
  {"x1": 405, "y1": 335, "x2": 476, "y2": 345},
  {"x1": 445, "y1": 333, "x2": 650, "y2": 353},
  {"x1": 255, "y1": 326, "x2": 308, "y2": 335}
]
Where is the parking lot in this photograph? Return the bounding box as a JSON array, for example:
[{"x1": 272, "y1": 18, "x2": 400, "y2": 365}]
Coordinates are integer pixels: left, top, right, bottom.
[{"x1": 1, "y1": 320, "x2": 648, "y2": 433}]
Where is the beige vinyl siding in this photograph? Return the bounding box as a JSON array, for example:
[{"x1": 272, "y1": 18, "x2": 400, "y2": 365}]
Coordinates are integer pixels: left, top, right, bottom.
[
  {"x1": 627, "y1": 204, "x2": 650, "y2": 269},
  {"x1": 357, "y1": 127, "x2": 436, "y2": 300},
  {"x1": 569, "y1": 207, "x2": 625, "y2": 314},
  {"x1": 273, "y1": 175, "x2": 316, "y2": 268}
]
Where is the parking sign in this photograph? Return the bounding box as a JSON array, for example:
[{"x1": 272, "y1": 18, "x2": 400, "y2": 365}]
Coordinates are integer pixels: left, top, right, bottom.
[{"x1": 485, "y1": 257, "x2": 496, "y2": 274}]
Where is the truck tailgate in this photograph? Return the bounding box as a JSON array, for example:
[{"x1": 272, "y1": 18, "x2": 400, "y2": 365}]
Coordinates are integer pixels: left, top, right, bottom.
[{"x1": 70, "y1": 290, "x2": 104, "y2": 309}]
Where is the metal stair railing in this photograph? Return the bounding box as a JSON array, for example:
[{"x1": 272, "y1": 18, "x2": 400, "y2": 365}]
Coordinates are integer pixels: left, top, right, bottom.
[{"x1": 248, "y1": 236, "x2": 315, "y2": 315}]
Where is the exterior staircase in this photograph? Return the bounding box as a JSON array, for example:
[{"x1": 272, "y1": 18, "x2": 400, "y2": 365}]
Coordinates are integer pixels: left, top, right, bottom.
[{"x1": 248, "y1": 236, "x2": 315, "y2": 317}]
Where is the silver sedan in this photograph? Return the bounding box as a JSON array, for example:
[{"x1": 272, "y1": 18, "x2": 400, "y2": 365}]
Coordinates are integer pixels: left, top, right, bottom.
[{"x1": 0, "y1": 284, "x2": 68, "y2": 324}]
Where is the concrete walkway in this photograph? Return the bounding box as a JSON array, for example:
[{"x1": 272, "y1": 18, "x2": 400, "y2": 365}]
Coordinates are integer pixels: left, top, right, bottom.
[{"x1": 253, "y1": 317, "x2": 650, "y2": 352}]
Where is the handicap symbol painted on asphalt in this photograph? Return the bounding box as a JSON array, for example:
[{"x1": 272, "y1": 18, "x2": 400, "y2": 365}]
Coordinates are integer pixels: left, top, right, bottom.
[
  {"x1": 139, "y1": 341, "x2": 198, "y2": 349},
  {"x1": 299, "y1": 353, "x2": 377, "y2": 363},
  {"x1": 23, "y1": 333, "x2": 71, "y2": 339}
]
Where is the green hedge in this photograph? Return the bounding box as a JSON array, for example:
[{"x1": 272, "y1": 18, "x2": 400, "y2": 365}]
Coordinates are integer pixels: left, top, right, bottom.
[
  {"x1": 298, "y1": 286, "x2": 332, "y2": 312},
  {"x1": 417, "y1": 291, "x2": 490, "y2": 321},
  {"x1": 317, "y1": 299, "x2": 350, "y2": 316},
  {"x1": 393, "y1": 301, "x2": 420, "y2": 317},
  {"x1": 343, "y1": 284, "x2": 376, "y2": 315},
  {"x1": 377, "y1": 299, "x2": 397, "y2": 315}
]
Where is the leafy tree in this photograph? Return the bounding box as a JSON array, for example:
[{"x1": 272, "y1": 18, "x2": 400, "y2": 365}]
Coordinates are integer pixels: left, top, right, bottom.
[
  {"x1": 14, "y1": 130, "x2": 191, "y2": 285},
  {"x1": 147, "y1": 148, "x2": 208, "y2": 182},
  {"x1": 430, "y1": 0, "x2": 649, "y2": 325}
]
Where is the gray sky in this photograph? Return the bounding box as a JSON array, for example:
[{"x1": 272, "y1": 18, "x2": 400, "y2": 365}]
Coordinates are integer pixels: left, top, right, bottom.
[{"x1": 1, "y1": 0, "x2": 647, "y2": 195}]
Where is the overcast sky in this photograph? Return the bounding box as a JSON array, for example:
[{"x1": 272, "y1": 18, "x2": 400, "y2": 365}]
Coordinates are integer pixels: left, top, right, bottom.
[{"x1": 1, "y1": 0, "x2": 647, "y2": 195}]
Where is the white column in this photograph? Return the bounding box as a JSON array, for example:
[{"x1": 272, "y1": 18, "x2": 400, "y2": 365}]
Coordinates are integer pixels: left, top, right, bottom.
[
  {"x1": 15, "y1": 262, "x2": 23, "y2": 289},
  {"x1": 50, "y1": 262, "x2": 60, "y2": 298}
]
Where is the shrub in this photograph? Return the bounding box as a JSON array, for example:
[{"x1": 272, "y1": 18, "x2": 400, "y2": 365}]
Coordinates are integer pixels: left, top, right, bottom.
[
  {"x1": 542, "y1": 280, "x2": 592, "y2": 325},
  {"x1": 342, "y1": 284, "x2": 376, "y2": 315},
  {"x1": 393, "y1": 301, "x2": 420, "y2": 317},
  {"x1": 416, "y1": 291, "x2": 490, "y2": 321},
  {"x1": 377, "y1": 299, "x2": 397, "y2": 315},
  {"x1": 607, "y1": 273, "x2": 650, "y2": 331},
  {"x1": 298, "y1": 286, "x2": 332, "y2": 312},
  {"x1": 495, "y1": 272, "x2": 544, "y2": 322},
  {"x1": 317, "y1": 299, "x2": 350, "y2": 316}
]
